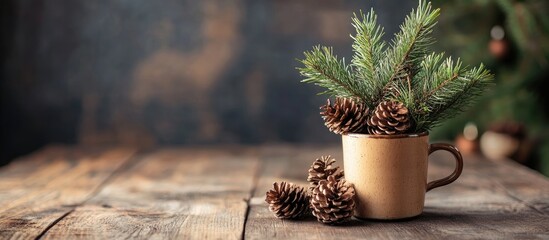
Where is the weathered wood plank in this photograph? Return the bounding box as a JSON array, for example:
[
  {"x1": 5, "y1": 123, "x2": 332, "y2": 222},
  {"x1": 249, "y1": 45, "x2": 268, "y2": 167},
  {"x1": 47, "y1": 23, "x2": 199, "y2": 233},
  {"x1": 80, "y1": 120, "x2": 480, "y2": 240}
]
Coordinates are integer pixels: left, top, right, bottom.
[
  {"x1": 2, "y1": 144, "x2": 548, "y2": 239},
  {"x1": 41, "y1": 147, "x2": 259, "y2": 239},
  {"x1": 472, "y1": 156, "x2": 549, "y2": 215},
  {"x1": 245, "y1": 145, "x2": 549, "y2": 239},
  {"x1": 0, "y1": 146, "x2": 135, "y2": 240}
]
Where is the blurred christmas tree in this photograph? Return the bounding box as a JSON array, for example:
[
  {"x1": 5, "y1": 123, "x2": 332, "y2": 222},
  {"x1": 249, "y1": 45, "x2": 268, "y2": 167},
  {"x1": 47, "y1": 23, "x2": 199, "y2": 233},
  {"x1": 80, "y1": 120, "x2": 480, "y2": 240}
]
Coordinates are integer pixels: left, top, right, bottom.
[{"x1": 430, "y1": 0, "x2": 549, "y2": 175}]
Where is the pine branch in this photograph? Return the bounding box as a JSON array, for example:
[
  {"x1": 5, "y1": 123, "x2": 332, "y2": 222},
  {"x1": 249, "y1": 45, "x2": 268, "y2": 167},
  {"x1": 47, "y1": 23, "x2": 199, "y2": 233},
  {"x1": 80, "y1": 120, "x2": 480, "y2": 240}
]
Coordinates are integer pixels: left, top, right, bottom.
[
  {"x1": 423, "y1": 73, "x2": 458, "y2": 100},
  {"x1": 350, "y1": 9, "x2": 386, "y2": 108},
  {"x1": 419, "y1": 57, "x2": 460, "y2": 104},
  {"x1": 297, "y1": 46, "x2": 358, "y2": 98},
  {"x1": 415, "y1": 52, "x2": 445, "y2": 93},
  {"x1": 297, "y1": 1, "x2": 493, "y2": 134},
  {"x1": 351, "y1": 9, "x2": 385, "y2": 79},
  {"x1": 414, "y1": 63, "x2": 493, "y2": 131},
  {"x1": 379, "y1": 0, "x2": 440, "y2": 101}
]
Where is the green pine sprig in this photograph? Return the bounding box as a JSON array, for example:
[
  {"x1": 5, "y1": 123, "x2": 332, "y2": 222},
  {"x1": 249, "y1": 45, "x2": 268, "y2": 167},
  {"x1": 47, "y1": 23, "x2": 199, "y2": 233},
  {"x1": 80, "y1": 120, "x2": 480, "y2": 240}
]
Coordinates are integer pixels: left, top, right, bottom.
[
  {"x1": 299, "y1": 46, "x2": 357, "y2": 99},
  {"x1": 380, "y1": 0, "x2": 440, "y2": 100},
  {"x1": 350, "y1": 9, "x2": 386, "y2": 110},
  {"x1": 297, "y1": 0, "x2": 493, "y2": 133}
]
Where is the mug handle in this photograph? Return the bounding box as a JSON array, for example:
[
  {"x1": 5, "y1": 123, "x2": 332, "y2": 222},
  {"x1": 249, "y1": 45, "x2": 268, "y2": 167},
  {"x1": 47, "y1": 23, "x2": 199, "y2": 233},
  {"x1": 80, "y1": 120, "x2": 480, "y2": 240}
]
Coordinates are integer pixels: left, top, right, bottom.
[{"x1": 426, "y1": 143, "x2": 464, "y2": 192}]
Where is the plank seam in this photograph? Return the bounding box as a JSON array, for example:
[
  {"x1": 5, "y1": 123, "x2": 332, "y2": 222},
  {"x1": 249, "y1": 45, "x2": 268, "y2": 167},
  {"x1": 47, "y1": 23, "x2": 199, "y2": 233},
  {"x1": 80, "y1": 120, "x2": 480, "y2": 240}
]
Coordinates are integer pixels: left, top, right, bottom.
[
  {"x1": 34, "y1": 149, "x2": 140, "y2": 239},
  {"x1": 495, "y1": 182, "x2": 548, "y2": 216},
  {"x1": 34, "y1": 209, "x2": 74, "y2": 240},
  {"x1": 78, "y1": 150, "x2": 143, "y2": 203},
  {"x1": 241, "y1": 153, "x2": 263, "y2": 240}
]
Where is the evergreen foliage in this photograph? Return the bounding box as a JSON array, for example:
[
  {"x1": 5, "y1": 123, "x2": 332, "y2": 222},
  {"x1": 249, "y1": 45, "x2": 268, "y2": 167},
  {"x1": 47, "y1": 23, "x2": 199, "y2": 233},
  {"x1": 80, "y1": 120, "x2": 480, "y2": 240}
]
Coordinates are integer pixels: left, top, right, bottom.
[
  {"x1": 297, "y1": 0, "x2": 493, "y2": 133},
  {"x1": 429, "y1": 0, "x2": 549, "y2": 176}
]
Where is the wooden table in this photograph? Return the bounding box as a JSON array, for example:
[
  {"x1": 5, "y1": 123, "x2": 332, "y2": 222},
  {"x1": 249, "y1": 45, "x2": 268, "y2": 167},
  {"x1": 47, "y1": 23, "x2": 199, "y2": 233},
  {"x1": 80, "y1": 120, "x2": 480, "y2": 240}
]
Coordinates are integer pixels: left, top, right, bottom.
[{"x1": 1, "y1": 145, "x2": 548, "y2": 239}]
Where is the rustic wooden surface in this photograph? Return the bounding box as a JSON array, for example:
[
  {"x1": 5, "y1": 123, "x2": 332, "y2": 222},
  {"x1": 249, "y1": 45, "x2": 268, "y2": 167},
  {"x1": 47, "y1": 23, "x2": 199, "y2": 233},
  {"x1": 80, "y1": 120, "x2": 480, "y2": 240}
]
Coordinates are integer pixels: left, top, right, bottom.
[{"x1": 0, "y1": 145, "x2": 548, "y2": 239}]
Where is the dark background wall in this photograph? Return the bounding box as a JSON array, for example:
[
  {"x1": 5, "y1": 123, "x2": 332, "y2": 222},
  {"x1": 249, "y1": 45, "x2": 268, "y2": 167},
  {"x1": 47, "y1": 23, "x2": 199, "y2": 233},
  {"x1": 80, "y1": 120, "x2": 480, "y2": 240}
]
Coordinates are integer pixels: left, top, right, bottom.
[{"x1": 1, "y1": 0, "x2": 416, "y2": 164}]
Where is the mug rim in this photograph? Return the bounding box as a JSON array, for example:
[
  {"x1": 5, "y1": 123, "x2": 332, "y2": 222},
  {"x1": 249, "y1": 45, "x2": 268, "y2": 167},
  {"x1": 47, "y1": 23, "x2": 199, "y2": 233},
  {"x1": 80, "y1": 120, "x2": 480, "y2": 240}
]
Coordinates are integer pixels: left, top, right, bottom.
[{"x1": 344, "y1": 131, "x2": 429, "y2": 139}]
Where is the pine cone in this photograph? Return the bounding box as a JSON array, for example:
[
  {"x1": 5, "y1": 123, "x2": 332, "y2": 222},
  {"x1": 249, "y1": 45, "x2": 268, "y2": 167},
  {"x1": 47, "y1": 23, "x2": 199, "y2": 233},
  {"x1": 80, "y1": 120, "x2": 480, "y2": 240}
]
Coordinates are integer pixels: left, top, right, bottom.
[
  {"x1": 320, "y1": 98, "x2": 369, "y2": 134},
  {"x1": 310, "y1": 175, "x2": 355, "y2": 224},
  {"x1": 307, "y1": 155, "x2": 344, "y2": 193},
  {"x1": 265, "y1": 182, "x2": 310, "y2": 219},
  {"x1": 367, "y1": 100, "x2": 411, "y2": 135}
]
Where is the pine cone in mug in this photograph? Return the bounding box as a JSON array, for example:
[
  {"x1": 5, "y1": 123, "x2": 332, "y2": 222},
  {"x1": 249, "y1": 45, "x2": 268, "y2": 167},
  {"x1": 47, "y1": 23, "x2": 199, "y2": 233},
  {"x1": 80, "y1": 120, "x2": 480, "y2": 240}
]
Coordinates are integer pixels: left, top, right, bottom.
[
  {"x1": 307, "y1": 155, "x2": 344, "y2": 193},
  {"x1": 320, "y1": 97, "x2": 369, "y2": 134},
  {"x1": 367, "y1": 100, "x2": 412, "y2": 135},
  {"x1": 265, "y1": 182, "x2": 310, "y2": 219},
  {"x1": 310, "y1": 175, "x2": 356, "y2": 224}
]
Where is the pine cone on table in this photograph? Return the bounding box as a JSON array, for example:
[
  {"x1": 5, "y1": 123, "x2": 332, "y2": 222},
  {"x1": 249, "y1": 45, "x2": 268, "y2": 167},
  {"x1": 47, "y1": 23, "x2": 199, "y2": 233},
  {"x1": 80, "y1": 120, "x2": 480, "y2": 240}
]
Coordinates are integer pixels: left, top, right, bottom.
[
  {"x1": 310, "y1": 175, "x2": 355, "y2": 224},
  {"x1": 367, "y1": 100, "x2": 412, "y2": 135},
  {"x1": 265, "y1": 182, "x2": 310, "y2": 219},
  {"x1": 320, "y1": 97, "x2": 369, "y2": 134},
  {"x1": 307, "y1": 155, "x2": 344, "y2": 193}
]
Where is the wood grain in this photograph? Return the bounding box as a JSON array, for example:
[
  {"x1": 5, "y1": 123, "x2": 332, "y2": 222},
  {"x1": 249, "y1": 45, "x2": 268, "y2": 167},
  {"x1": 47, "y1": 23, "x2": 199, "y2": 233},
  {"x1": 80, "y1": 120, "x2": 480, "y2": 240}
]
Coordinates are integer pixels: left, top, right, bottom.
[
  {"x1": 41, "y1": 147, "x2": 259, "y2": 239},
  {"x1": 245, "y1": 146, "x2": 549, "y2": 239},
  {"x1": 0, "y1": 146, "x2": 135, "y2": 239},
  {"x1": 1, "y1": 145, "x2": 548, "y2": 239}
]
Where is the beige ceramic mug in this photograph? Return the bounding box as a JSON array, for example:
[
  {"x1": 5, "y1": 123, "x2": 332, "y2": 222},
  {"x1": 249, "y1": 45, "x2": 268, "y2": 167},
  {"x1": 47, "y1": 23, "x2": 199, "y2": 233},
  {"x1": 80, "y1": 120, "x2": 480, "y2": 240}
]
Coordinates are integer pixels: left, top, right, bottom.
[{"x1": 342, "y1": 132, "x2": 463, "y2": 220}]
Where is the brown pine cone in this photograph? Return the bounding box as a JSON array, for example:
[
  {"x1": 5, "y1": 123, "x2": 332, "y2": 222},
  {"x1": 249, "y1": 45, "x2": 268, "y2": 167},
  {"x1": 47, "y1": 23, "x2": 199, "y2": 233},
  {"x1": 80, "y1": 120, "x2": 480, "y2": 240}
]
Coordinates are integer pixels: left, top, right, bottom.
[
  {"x1": 320, "y1": 97, "x2": 369, "y2": 135},
  {"x1": 310, "y1": 175, "x2": 355, "y2": 224},
  {"x1": 367, "y1": 100, "x2": 411, "y2": 135},
  {"x1": 265, "y1": 182, "x2": 310, "y2": 219},
  {"x1": 307, "y1": 155, "x2": 344, "y2": 193}
]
